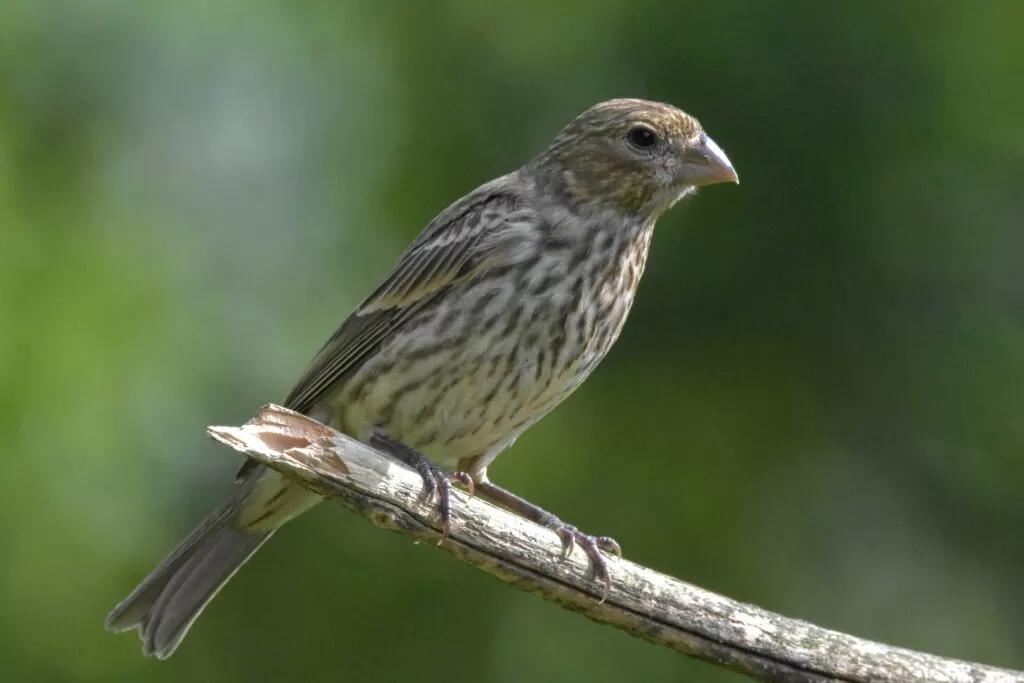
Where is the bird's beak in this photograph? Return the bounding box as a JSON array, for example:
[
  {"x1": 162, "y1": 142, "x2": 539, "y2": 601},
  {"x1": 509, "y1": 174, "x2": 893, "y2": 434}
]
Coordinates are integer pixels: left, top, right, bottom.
[{"x1": 678, "y1": 134, "x2": 739, "y2": 186}]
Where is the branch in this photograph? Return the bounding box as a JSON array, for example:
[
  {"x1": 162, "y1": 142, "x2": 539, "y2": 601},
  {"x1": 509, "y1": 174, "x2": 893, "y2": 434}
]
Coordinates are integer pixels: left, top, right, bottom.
[{"x1": 209, "y1": 404, "x2": 1023, "y2": 683}]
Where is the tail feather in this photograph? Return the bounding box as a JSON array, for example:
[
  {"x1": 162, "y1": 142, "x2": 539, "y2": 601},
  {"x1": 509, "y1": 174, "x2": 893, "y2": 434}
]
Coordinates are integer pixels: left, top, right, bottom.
[
  {"x1": 105, "y1": 501, "x2": 272, "y2": 659},
  {"x1": 108, "y1": 470, "x2": 322, "y2": 658}
]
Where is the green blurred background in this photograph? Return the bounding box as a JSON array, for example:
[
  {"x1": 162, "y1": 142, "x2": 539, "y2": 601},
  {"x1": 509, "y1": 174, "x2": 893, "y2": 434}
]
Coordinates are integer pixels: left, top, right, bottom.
[{"x1": 2, "y1": 0, "x2": 1023, "y2": 680}]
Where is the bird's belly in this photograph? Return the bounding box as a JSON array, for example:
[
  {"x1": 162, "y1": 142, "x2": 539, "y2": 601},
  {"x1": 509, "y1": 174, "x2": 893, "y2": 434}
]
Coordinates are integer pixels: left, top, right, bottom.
[
  {"x1": 330, "y1": 298, "x2": 611, "y2": 469},
  {"x1": 349, "y1": 359, "x2": 577, "y2": 467}
]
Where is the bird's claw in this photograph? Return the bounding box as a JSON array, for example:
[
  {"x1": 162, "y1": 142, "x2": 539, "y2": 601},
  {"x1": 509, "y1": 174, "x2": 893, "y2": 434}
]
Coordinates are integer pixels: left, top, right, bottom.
[
  {"x1": 423, "y1": 469, "x2": 473, "y2": 541},
  {"x1": 448, "y1": 471, "x2": 475, "y2": 497},
  {"x1": 367, "y1": 429, "x2": 472, "y2": 541},
  {"x1": 411, "y1": 464, "x2": 474, "y2": 542},
  {"x1": 553, "y1": 523, "x2": 621, "y2": 602},
  {"x1": 470, "y1": 479, "x2": 622, "y2": 603}
]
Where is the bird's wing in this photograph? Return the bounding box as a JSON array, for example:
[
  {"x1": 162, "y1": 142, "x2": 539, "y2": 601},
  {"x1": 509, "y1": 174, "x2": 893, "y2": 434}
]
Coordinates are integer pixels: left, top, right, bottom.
[{"x1": 288, "y1": 176, "x2": 529, "y2": 415}]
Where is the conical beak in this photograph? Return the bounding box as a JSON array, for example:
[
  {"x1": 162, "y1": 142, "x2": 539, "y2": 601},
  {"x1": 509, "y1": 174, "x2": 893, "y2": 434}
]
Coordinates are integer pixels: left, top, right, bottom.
[{"x1": 678, "y1": 134, "x2": 739, "y2": 186}]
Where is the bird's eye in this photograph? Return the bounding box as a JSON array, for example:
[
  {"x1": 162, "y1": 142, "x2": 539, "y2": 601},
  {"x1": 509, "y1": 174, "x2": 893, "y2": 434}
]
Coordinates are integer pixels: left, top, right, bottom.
[{"x1": 627, "y1": 125, "x2": 658, "y2": 149}]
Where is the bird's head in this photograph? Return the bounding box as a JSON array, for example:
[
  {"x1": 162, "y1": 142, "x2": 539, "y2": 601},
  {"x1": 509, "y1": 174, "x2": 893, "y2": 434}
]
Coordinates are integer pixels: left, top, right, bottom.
[{"x1": 533, "y1": 99, "x2": 738, "y2": 219}]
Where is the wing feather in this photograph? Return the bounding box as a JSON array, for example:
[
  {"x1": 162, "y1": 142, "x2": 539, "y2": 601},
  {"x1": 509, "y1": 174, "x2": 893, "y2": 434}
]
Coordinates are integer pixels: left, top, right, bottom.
[{"x1": 282, "y1": 176, "x2": 526, "y2": 416}]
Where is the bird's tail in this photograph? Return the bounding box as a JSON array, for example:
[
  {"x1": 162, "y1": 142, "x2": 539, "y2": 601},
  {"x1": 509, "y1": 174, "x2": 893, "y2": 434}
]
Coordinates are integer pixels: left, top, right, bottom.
[
  {"x1": 104, "y1": 499, "x2": 273, "y2": 659},
  {"x1": 107, "y1": 467, "x2": 322, "y2": 658}
]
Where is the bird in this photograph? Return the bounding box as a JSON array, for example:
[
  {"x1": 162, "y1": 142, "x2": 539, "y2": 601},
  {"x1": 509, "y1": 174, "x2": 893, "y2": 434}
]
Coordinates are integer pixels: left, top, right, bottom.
[{"x1": 105, "y1": 98, "x2": 738, "y2": 658}]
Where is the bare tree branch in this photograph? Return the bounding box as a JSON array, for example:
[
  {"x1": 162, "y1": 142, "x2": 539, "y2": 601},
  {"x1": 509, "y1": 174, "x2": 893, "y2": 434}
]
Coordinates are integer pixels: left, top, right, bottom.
[{"x1": 208, "y1": 404, "x2": 1023, "y2": 683}]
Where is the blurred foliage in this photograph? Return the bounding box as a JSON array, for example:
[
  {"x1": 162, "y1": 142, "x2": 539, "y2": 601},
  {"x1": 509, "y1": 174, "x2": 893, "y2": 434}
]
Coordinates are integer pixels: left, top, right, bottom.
[{"x1": 2, "y1": 0, "x2": 1023, "y2": 681}]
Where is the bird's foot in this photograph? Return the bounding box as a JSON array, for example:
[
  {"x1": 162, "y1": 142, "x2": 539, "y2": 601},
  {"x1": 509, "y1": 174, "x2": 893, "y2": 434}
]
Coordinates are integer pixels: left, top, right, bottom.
[
  {"x1": 544, "y1": 519, "x2": 621, "y2": 602},
  {"x1": 368, "y1": 430, "x2": 473, "y2": 540},
  {"x1": 473, "y1": 480, "x2": 621, "y2": 602}
]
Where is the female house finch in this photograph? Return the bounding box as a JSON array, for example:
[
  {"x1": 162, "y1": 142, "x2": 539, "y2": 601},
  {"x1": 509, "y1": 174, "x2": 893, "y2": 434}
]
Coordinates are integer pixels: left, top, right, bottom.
[{"x1": 106, "y1": 98, "x2": 738, "y2": 658}]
